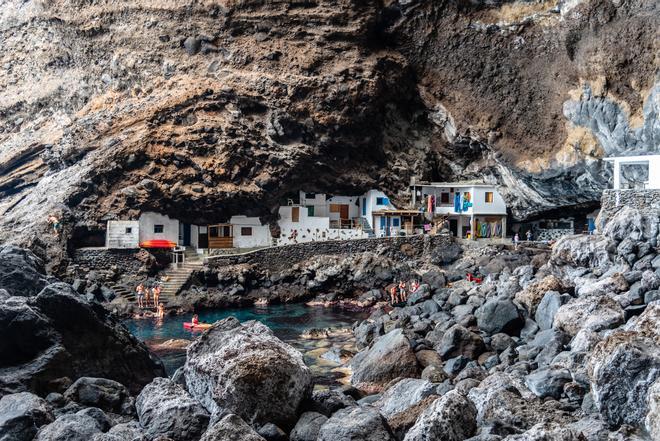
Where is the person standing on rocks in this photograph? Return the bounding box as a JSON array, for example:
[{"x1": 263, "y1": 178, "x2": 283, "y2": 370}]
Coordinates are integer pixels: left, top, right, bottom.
[
  {"x1": 514, "y1": 233, "x2": 520, "y2": 249},
  {"x1": 47, "y1": 215, "x2": 61, "y2": 238},
  {"x1": 136, "y1": 283, "x2": 145, "y2": 308},
  {"x1": 399, "y1": 280, "x2": 408, "y2": 302},
  {"x1": 389, "y1": 284, "x2": 398, "y2": 305},
  {"x1": 153, "y1": 285, "x2": 161, "y2": 308},
  {"x1": 144, "y1": 283, "x2": 151, "y2": 307},
  {"x1": 526, "y1": 230, "x2": 532, "y2": 242}
]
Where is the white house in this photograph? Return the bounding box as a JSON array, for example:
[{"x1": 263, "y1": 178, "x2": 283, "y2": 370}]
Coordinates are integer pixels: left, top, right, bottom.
[
  {"x1": 106, "y1": 212, "x2": 181, "y2": 249},
  {"x1": 228, "y1": 216, "x2": 272, "y2": 248},
  {"x1": 410, "y1": 180, "x2": 507, "y2": 239},
  {"x1": 604, "y1": 154, "x2": 660, "y2": 190}
]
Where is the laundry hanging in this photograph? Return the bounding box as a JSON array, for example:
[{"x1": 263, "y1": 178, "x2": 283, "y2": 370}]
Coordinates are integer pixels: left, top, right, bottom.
[
  {"x1": 454, "y1": 193, "x2": 461, "y2": 213},
  {"x1": 427, "y1": 195, "x2": 433, "y2": 213}
]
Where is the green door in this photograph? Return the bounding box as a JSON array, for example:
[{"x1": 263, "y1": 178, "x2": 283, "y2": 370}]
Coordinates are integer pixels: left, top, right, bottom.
[{"x1": 307, "y1": 206, "x2": 314, "y2": 216}]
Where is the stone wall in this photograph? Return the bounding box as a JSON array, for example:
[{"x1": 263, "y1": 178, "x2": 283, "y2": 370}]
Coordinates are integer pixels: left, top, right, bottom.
[
  {"x1": 206, "y1": 234, "x2": 453, "y2": 271},
  {"x1": 69, "y1": 248, "x2": 166, "y2": 281},
  {"x1": 599, "y1": 189, "x2": 660, "y2": 228}
]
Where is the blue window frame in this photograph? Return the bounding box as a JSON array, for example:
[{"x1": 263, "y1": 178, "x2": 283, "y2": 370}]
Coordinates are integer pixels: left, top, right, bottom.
[
  {"x1": 376, "y1": 197, "x2": 389, "y2": 205},
  {"x1": 392, "y1": 218, "x2": 400, "y2": 227}
]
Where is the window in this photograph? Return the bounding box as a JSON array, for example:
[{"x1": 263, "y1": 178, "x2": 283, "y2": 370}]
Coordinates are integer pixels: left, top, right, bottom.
[
  {"x1": 329, "y1": 204, "x2": 341, "y2": 213},
  {"x1": 125, "y1": 227, "x2": 132, "y2": 234},
  {"x1": 209, "y1": 227, "x2": 218, "y2": 237},
  {"x1": 376, "y1": 197, "x2": 388, "y2": 205},
  {"x1": 392, "y1": 218, "x2": 400, "y2": 227},
  {"x1": 305, "y1": 193, "x2": 316, "y2": 199},
  {"x1": 154, "y1": 225, "x2": 164, "y2": 233},
  {"x1": 222, "y1": 226, "x2": 232, "y2": 237},
  {"x1": 485, "y1": 192, "x2": 494, "y2": 203},
  {"x1": 241, "y1": 227, "x2": 253, "y2": 236},
  {"x1": 440, "y1": 193, "x2": 449, "y2": 204}
]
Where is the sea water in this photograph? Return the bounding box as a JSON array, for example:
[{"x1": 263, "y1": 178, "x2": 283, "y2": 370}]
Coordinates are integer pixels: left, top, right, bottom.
[{"x1": 124, "y1": 304, "x2": 369, "y2": 387}]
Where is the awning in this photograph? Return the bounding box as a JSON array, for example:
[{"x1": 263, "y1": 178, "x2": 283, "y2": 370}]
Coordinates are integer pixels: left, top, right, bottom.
[{"x1": 140, "y1": 240, "x2": 177, "y2": 249}]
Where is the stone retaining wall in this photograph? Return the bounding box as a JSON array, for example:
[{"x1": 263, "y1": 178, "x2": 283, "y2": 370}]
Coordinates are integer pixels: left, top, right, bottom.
[
  {"x1": 600, "y1": 189, "x2": 660, "y2": 227},
  {"x1": 206, "y1": 234, "x2": 453, "y2": 271},
  {"x1": 70, "y1": 248, "x2": 167, "y2": 281}
]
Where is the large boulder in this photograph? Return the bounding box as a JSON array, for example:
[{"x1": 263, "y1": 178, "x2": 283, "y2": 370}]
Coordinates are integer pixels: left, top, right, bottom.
[
  {"x1": 554, "y1": 296, "x2": 624, "y2": 337},
  {"x1": 0, "y1": 245, "x2": 49, "y2": 297},
  {"x1": 91, "y1": 421, "x2": 146, "y2": 441},
  {"x1": 436, "y1": 324, "x2": 485, "y2": 360},
  {"x1": 403, "y1": 390, "x2": 477, "y2": 441},
  {"x1": 63, "y1": 377, "x2": 131, "y2": 414},
  {"x1": 35, "y1": 411, "x2": 105, "y2": 441},
  {"x1": 645, "y1": 379, "x2": 660, "y2": 439},
  {"x1": 514, "y1": 275, "x2": 568, "y2": 316},
  {"x1": 184, "y1": 317, "x2": 312, "y2": 429},
  {"x1": 290, "y1": 412, "x2": 328, "y2": 441},
  {"x1": 199, "y1": 414, "x2": 265, "y2": 441},
  {"x1": 0, "y1": 392, "x2": 53, "y2": 441},
  {"x1": 351, "y1": 329, "x2": 420, "y2": 393},
  {"x1": 475, "y1": 298, "x2": 523, "y2": 335},
  {"x1": 0, "y1": 273, "x2": 164, "y2": 396},
  {"x1": 550, "y1": 234, "x2": 614, "y2": 269},
  {"x1": 136, "y1": 377, "x2": 210, "y2": 441},
  {"x1": 468, "y1": 372, "x2": 575, "y2": 433},
  {"x1": 374, "y1": 379, "x2": 438, "y2": 418},
  {"x1": 588, "y1": 304, "x2": 660, "y2": 427},
  {"x1": 317, "y1": 406, "x2": 395, "y2": 441}
]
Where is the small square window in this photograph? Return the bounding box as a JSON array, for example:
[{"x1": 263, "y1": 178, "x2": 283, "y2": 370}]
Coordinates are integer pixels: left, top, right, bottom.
[
  {"x1": 241, "y1": 227, "x2": 253, "y2": 236},
  {"x1": 485, "y1": 192, "x2": 494, "y2": 203},
  {"x1": 154, "y1": 225, "x2": 164, "y2": 233},
  {"x1": 376, "y1": 197, "x2": 388, "y2": 205},
  {"x1": 305, "y1": 192, "x2": 316, "y2": 199},
  {"x1": 440, "y1": 193, "x2": 449, "y2": 204},
  {"x1": 392, "y1": 218, "x2": 400, "y2": 227},
  {"x1": 125, "y1": 227, "x2": 132, "y2": 234}
]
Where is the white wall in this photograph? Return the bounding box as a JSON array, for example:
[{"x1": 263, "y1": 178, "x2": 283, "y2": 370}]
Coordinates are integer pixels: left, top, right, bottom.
[
  {"x1": 230, "y1": 216, "x2": 272, "y2": 248},
  {"x1": 277, "y1": 205, "x2": 331, "y2": 245},
  {"x1": 106, "y1": 220, "x2": 139, "y2": 248},
  {"x1": 138, "y1": 212, "x2": 179, "y2": 244},
  {"x1": 373, "y1": 215, "x2": 402, "y2": 237},
  {"x1": 299, "y1": 191, "x2": 328, "y2": 217},
  {"x1": 326, "y1": 195, "x2": 360, "y2": 222},
  {"x1": 471, "y1": 187, "x2": 507, "y2": 215},
  {"x1": 363, "y1": 189, "x2": 396, "y2": 229}
]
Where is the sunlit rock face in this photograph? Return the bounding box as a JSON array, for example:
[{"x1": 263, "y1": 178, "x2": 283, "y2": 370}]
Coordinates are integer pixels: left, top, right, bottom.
[{"x1": 0, "y1": 0, "x2": 657, "y2": 248}]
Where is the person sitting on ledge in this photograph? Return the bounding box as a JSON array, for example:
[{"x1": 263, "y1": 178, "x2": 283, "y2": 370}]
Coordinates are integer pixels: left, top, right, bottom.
[{"x1": 192, "y1": 314, "x2": 199, "y2": 325}]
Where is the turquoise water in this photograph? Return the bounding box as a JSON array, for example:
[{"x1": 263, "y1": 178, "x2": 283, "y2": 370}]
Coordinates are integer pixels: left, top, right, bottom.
[{"x1": 124, "y1": 304, "x2": 369, "y2": 384}]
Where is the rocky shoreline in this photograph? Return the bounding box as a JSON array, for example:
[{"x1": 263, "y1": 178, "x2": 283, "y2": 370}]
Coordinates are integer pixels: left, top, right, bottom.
[{"x1": 2, "y1": 204, "x2": 660, "y2": 440}]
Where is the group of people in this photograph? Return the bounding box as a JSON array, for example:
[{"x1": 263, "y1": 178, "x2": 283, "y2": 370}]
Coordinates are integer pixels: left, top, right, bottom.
[
  {"x1": 388, "y1": 279, "x2": 420, "y2": 305},
  {"x1": 135, "y1": 283, "x2": 165, "y2": 318},
  {"x1": 513, "y1": 230, "x2": 534, "y2": 249}
]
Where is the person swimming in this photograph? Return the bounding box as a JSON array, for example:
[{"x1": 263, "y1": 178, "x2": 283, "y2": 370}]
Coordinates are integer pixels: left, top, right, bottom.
[{"x1": 192, "y1": 314, "x2": 199, "y2": 325}]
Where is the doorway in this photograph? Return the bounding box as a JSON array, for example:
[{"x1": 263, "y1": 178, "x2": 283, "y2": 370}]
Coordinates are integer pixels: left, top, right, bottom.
[{"x1": 449, "y1": 219, "x2": 458, "y2": 237}]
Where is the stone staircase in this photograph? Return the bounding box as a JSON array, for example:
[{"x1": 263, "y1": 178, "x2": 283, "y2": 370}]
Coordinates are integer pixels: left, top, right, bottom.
[
  {"x1": 357, "y1": 217, "x2": 375, "y2": 237},
  {"x1": 157, "y1": 257, "x2": 204, "y2": 305}
]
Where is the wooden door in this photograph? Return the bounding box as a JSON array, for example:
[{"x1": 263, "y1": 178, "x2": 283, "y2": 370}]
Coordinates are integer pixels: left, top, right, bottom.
[
  {"x1": 292, "y1": 207, "x2": 300, "y2": 222},
  {"x1": 339, "y1": 205, "x2": 349, "y2": 219}
]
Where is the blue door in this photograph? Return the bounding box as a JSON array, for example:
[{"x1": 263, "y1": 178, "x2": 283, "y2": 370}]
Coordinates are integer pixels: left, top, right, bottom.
[
  {"x1": 362, "y1": 198, "x2": 366, "y2": 216},
  {"x1": 386, "y1": 217, "x2": 391, "y2": 236},
  {"x1": 379, "y1": 216, "x2": 386, "y2": 235}
]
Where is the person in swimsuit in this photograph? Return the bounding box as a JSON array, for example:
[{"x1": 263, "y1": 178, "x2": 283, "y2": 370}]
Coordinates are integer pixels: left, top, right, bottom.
[
  {"x1": 153, "y1": 285, "x2": 161, "y2": 308},
  {"x1": 192, "y1": 314, "x2": 199, "y2": 325},
  {"x1": 135, "y1": 283, "x2": 145, "y2": 308},
  {"x1": 157, "y1": 303, "x2": 165, "y2": 319},
  {"x1": 399, "y1": 280, "x2": 407, "y2": 302}
]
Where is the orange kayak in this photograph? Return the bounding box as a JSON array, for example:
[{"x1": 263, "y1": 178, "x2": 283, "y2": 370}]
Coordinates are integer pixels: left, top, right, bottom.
[{"x1": 183, "y1": 322, "x2": 212, "y2": 330}]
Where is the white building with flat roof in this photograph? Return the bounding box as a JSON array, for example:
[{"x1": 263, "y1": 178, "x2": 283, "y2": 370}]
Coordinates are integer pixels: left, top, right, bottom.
[
  {"x1": 604, "y1": 154, "x2": 660, "y2": 190},
  {"x1": 410, "y1": 180, "x2": 507, "y2": 239}
]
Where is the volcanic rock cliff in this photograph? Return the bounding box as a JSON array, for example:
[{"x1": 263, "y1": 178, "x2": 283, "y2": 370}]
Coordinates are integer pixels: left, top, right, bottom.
[{"x1": 0, "y1": 0, "x2": 658, "y2": 251}]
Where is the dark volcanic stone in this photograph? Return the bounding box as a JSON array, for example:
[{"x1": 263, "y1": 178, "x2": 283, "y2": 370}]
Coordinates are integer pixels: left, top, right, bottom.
[
  {"x1": 0, "y1": 278, "x2": 164, "y2": 396},
  {"x1": 0, "y1": 392, "x2": 54, "y2": 441}
]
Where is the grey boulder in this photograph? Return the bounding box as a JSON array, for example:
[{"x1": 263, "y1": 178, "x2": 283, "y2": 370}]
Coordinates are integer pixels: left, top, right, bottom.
[
  {"x1": 317, "y1": 406, "x2": 395, "y2": 441},
  {"x1": 475, "y1": 298, "x2": 523, "y2": 336},
  {"x1": 184, "y1": 317, "x2": 311, "y2": 429},
  {"x1": 136, "y1": 377, "x2": 209, "y2": 441},
  {"x1": 199, "y1": 413, "x2": 265, "y2": 441},
  {"x1": 351, "y1": 328, "x2": 420, "y2": 393},
  {"x1": 403, "y1": 390, "x2": 477, "y2": 441},
  {"x1": 0, "y1": 392, "x2": 53, "y2": 441},
  {"x1": 63, "y1": 377, "x2": 130, "y2": 414},
  {"x1": 35, "y1": 412, "x2": 104, "y2": 441},
  {"x1": 290, "y1": 412, "x2": 328, "y2": 441}
]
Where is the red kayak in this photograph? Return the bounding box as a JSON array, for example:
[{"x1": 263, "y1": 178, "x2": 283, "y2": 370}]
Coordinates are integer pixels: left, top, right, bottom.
[{"x1": 183, "y1": 322, "x2": 212, "y2": 330}]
